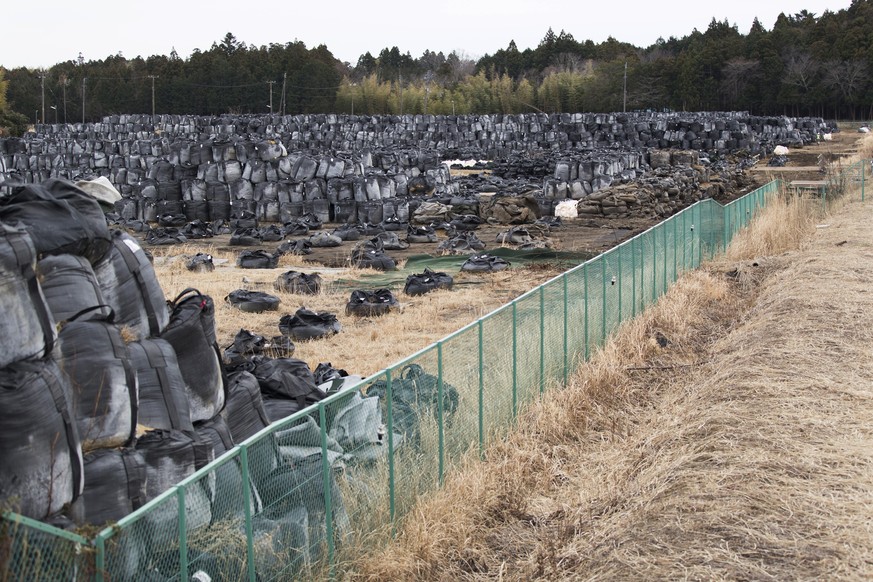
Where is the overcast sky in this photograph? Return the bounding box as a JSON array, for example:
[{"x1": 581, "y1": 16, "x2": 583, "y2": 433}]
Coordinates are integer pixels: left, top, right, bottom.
[{"x1": 1, "y1": 0, "x2": 854, "y2": 70}]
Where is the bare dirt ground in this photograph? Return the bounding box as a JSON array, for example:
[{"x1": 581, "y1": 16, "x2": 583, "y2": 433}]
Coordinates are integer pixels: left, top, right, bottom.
[{"x1": 351, "y1": 133, "x2": 873, "y2": 580}]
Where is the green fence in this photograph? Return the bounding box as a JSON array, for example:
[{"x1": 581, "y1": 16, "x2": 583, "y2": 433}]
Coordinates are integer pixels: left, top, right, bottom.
[{"x1": 5, "y1": 174, "x2": 856, "y2": 581}]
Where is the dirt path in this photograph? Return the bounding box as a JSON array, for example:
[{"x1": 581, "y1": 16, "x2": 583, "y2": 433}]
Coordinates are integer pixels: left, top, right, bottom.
[{"x1": 354, "y1": 185, "x2": 873, "y2": 580}]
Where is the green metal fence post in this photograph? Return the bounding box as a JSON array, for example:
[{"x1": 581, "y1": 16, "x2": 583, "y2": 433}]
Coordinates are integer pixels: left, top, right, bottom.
[
  {"x1": 540, "y1": 285, "x2": 546, "y2": 394},
  {"x1": 681, "y1": 210, "x2": 687, "y2": 272},
  {"x1": 178, "y1": 486, "x2": 187, "y2": 581},
  {"x1": 562, "y1": 273, "x2": 568, "y2": 387},
  {"x1": 673, "y1": 215, "x2": 678, "y2": 282},
  {"x1": 512, "y1": 301, "x2": 518, "y2": 417},
  {"x1": 617, "y1": 246, "x2": 623, "y2": 323},
  {"x1": 239, "y1": 446, "x2": 256, "y2": 582},
  {"x1": 583, "y1": 263, "x2": 589, "y2": 361},
  {"x1": 318, "y1": 403, "x2": 335, "y2": 567},
  {"x1": 601, "y1": 258, "x2": 607, "y2": 343},
  {"x1": 386, "y1": 370, "x2": 396, "y2": 526},
  {"x1": 437, "y1": 341, "x2": 445, "y2": 484},
  {"x1": 631, "y1": 236, "x2": 637, "y2": 317},
  {"x1": 96, "y1": 532, "x2": 106, "y2": 582},
  {"x1": 662, "y1": 222, "x2": 668, "y2": 295},
  {"x1": 652, "y1": 226, "x2": 658, "y2": 301},
  {"x1": 478, "y1": 321, "x2": 484, "y2": 457}
]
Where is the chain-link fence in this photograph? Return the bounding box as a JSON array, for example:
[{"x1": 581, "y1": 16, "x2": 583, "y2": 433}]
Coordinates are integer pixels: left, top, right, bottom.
[{"x1": 7, "y1": 172, "x2": 862, "y2": 581}]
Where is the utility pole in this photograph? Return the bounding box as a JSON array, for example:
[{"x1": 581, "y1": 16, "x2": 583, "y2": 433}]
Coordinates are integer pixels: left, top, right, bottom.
[
  {"x1": 267, "y1": 80, "x2": 275, "y2": 114},
  {"x1": 38, "y1": 71, "x2": 46, "y2": 126},
  {"x1": 424, "y1": 71, "x2": 432, "y2": 115},
  {"x1": 623, "y1": 61, "x2": 627, "y2": 114},
  {"x1": 82, "y1": 77, "x2": 86, "y2": 124},
  {"x1": 280, "y1": 72, "x2": 287, "y2": 116},
  {"x1": 147, "y1": 75, "x2": 159, "y2": 121},
  {"x1": 60, "y1": 75, "x2": 68, "y2": 124}
]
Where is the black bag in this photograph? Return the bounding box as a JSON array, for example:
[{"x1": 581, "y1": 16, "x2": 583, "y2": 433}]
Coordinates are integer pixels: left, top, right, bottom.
[
  {"x1": 258, "y1": 224, "x2": 285, "y2": 242},
  {"x1": 278, "y1": 308, "x2": 342, "y2": 340},
  {"x1": 230, "y1": 227, "x2": 262, "y2": 246},
  {"x1": 128, "y1": 338, "x2": 194, "y2": 432},
  {"x1": 404, "y1": 268, "x2": 454, "y2": 296},
  {"x1": 461, "y1": 253, "x2": 511, "y2": 272},
  {"x1": 282, "y1": 221, "x2": 310, "y2": 237},
  {"x1": 136, "y1": 429, "x2": 212, "y2": 502},
  {"x1": 160, "y1": 288, "x2": 227, "y2": 422},
  {"x1": 346, "y1": 288, "x2": 399, "y2": 317},
  {"x1": 436, "y1": 231, "x2": 486, "y2": 255},
  {"x1": 297, "y1": 212, "x2": 323, "y2": 230},
  {"x1": 448, "y1": 214, "x2": 483, "y2": 231},
  {"x1": 350, "y1": 239, "x2": 396, "y2": 271},
  {"x1": 0, "y1": 178, "x2": 111, "y2": 264},
  {"x1": 405, "y1": 225, "x2": 438, "y2": 243},
  {"x1": 37, "y1": 254, "x2": 111, "y2": 323},
  {"x1": 252, "y1": 356, "x2": 322, "y2": 408},
  {"x1": 237, "y1": 250, "x2": 279, "y2": 269},
  {"x1": 0, "y1": 223, "x2": 57, "y2": 368},
  {"x1": 180, "y1": 219, "x2": 214, "y2": 240},
  {"x1": 273, "y1": 270, "x2": 322, "y2": 295},
  {"x1": 145, "y1": 227, "x2": 187, "y2": 245},
  {"x1": 157, "y1": 213, "x2": 187, "y2": 227},
  {"x1": 58, "y1": 309, "x2": 139, "y2": 451},
  {"x1": 76, "y1": 448, "x2": 147, "y2": 526},
  {"x1": 225, "y1": 289, "x2": 281, "y2": 313},
  {"x1": 276, "y1": 239, "x2": 312, "y2": 256},
  {"x1": 0, "y1": 358, "x2": 83, "y2": 520},
  {"x1": 225, "y1": 370, "x2": 273, "y2": 442},
  {"x1": 186, "y1": 252, "x2": 215, "y2": 272},
  {"x1": 93, "y1": 230, "x2": 169, "y2": 340}
]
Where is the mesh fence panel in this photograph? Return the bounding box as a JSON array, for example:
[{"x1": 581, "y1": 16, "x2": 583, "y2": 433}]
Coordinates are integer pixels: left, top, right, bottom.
[{"x1": 5, "y1": 179, "x2": 802, "y2": 581}]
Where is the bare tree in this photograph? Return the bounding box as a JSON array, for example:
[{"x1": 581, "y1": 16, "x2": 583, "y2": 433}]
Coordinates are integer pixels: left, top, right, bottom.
[
  {"x1": 721, "y1": 58, "x2": 760, "y2": 107},
  {"x1": 823, "y1": 59, "x2": 869, "y2": 105},
  {"x1": 782, "y1": 50, "x2": 819, "y2": 93}
]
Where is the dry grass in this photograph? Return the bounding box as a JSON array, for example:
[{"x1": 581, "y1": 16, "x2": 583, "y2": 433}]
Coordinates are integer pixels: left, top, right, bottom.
[
  {"x1": 349, "y1": 164, "x2": 873, "y2": 579},
  {"x1": 151, "y1": 249, "x2": 564, "y2": 376}
]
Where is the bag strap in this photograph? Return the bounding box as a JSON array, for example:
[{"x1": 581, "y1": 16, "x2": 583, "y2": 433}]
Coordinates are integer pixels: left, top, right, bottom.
[
  {"x1": 121, "y1": 449, "x2": 147, "y2": 510},
  {"x1": 170, "y1": 287, "x2": 203, "y2": 307},
  {"x1": 64, "y1": 304, "x2": 115, "y2": 324},
  {"x1": 140, "y1": 340, "x2": 185, "y2": 431},
  {"x1": 7, "y1": 233, "x2": 56, "y2": 357},
  {"x1": 113, "y1": 235, "x2": 161, "y2": 336},
  {"x1": 44, "y1": 364, "x2": 83, "y2": 502},
  {"x1": 104, "y1": 327, "x2": 139, "y2": 446}
]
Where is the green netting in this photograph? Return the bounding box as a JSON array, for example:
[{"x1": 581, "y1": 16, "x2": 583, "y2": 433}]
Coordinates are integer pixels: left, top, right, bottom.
[{"x1": 11, "y1": 176, "x2": 847, "y2": 581}]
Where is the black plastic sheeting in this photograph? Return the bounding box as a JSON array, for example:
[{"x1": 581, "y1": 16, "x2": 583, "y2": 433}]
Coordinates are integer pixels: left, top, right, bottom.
[
  {"x1": 251, "y1": 357, "x2": 321, "y2": 407},
  {"x1": 93, "y1": 230, "x2": 169, "y2": 340},
  {"x1": 0, "y1": 358, "x2": 83, "y2": 519},
  {"x1": 75, "y1": 448, "x2": 147, "y2": 526},
  {"x1": 128, "y1": 338, "x2": 194, "y2": 432},
  {"x1": 160, "y1": 288, "x2": 227, "y2": 422},
  {"x1": 278, "y1": 308, "x2": 342, "y2": 341},
  {"x1": 58, "y1": 318, "x2": 138, "y2": 451},
  {"x1": 0, "y1": 222, "x2": 56, "y2": 368},
  {"x1": 37, "y1": 254, "x2": 111, "y2": 323},
  {"x1": 0, "y1": 178, "x2": 111, "y2": 265}
]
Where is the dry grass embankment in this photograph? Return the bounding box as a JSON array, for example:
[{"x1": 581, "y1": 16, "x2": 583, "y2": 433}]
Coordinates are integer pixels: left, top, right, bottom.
[{"x1": 352, "y1": 141, "x2": 873, "y2": 580}]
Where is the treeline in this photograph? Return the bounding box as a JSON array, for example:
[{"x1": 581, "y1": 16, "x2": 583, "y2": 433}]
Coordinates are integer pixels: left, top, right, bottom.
[{"x1": 3, "y1": 1, "x2": 873, "y2": 125}]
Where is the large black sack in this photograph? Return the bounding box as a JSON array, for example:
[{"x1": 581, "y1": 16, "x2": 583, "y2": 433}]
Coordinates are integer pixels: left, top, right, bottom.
[
  {"x1": 160, "y1": 288, "x2": 227, "y2": 422},
  {"x1": 128, "y1": 338, "x2": 194, "y2": 433},
  {"x1": 0, "y1": 223, "x2": 57, "y2": 368},
  {"x1": 346, "y1": 288, "x2": 399, "y2": 317},
  {"x1": 186, "y1": 252, "x2": 214, "y2": 272},
  {"x1": 225, "y1": 370, "x2": 273, "y2": 442},
  {"x1": 0, "y1": 178, "x2": 111, "y2": 264},
  {"x1": 237, "y1": 250, "x2": 279, "y2": 269},
  {"x1": 0, "y1": 359, "x2": 83, "y2": 520},
  {"x1": 136, "y1": 429, "x2": 212, "y2": 502},
  {"x1": 251, "y1": 356, "x2": 322, "y2": 407},
  {"x1": 58, "y1": 312, "x2": 139, "y2": 451},
  {"x1": 225, "y1": 289, "x2": 281, "y2": 313},
  {"x1": 75, "y1": 448, "x2": 147, "y2": 526},
  {"x1": 37, "y1": 254, "x2": 111, "y2": 323},
  {"x1": 461, "y1": 253, "x2": 511, "y2": 272},
  {"x1": 93, "y1": 230, "x2": 169, "y2": 340},
  {"x1": 404, "y1": 268, "x2": 454, "y2": 296},
  {"x1": 278, "y1": 308, "x2": 342, "y2": 340},
  {"x1": 273, "y1": 270, "x2": 321, "y2": 295}
]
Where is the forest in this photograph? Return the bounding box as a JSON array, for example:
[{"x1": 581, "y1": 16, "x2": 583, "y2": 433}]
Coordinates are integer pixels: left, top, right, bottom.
[{"x1": 1, "y1": 0, "x2": 872, "y2": 129}]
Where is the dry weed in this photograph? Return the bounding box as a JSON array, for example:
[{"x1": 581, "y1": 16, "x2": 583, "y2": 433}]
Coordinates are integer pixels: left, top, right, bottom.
[{"x1": 351, "y1": 172, "x2": 873, "y2": 580}]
